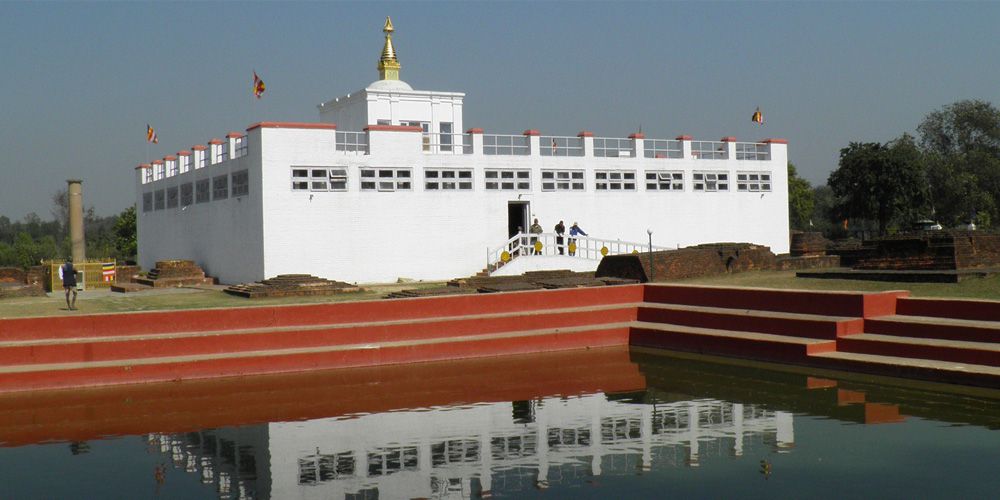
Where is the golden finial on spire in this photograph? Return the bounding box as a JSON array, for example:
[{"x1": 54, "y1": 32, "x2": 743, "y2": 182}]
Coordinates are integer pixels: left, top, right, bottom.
[{"x1": 378, "y1": 16, "x2": 400, "y2": 81}]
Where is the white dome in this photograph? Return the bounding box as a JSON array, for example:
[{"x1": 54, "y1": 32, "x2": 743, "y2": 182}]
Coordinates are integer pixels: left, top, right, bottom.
[{"x1": 367, "y1": 79, "x2": 413, "y2": 91}]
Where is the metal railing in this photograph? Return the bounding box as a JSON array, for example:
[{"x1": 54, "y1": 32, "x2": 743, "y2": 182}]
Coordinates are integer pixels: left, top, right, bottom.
[
  {"x1": 691, "y1": 141, "x2": 727, "y2": 160},
  {"x1": 422, "y1": 133, "x2": 472, "y2": 154},
  {"x1": 540, "y1": 136, "x2": 584, "y2": 157},
  {"x1": 486, "y1": 232, "x2": 673, "y2": 274},
  {"x1": 483, "y1": 134, "x2": 530, "y2": 156},
  {"x1": 593, "y1": 137, "x2": 634, "y2": 158},
  {"x1": 735, "y1": 142, "x2": 769, "y2": 160},
  {"x1": 644, "y1": 139, "x2": 683, "y2": 159},
  {"x1": 336, "y1": 131, "x2": 368, "y2": 154}
]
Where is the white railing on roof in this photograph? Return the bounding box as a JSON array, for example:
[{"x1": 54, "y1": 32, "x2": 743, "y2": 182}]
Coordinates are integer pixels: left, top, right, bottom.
[
  {"x1": 736, "y1": 142, "x2": 769, "y2": 160},
  {"x1": 486, "y1": 232, "x2": 673, "y2": 275},
  {"x1": 644, "y1": 139, "x2": 683, "y2": 159},
  {"x1": 483, "y1": 134, "x2": 530, "y2": 156},
  {"x1": 423, "y1": 132, "x2": 471, "y2": 154},
  {"x1": 540, "y1": 136, "x2": 584, "y2": 157},
  {"x1": 593, "y1": 137, "x2": 634, "y2": 158},
  {"x1": 691, "y1": 141, "x2": 727, "y2": 160},
  {"x1": 336, "y1": 131, "x2": 368, "y2": 154}
]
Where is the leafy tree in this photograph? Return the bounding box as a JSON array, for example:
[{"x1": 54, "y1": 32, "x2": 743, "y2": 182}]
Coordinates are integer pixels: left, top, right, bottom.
[
  {"x1": 828, "y1": 135, "x2": 928, "y2": 235},
  {"x1": 918, "y1": 99, "x2": 1000, "y2": 228},
  {"x1": 114, "y1": 206, "x2": 137, "y2": 261},
  {"x1": 787, "y1": 163, "x2": 814, "y2": 231}
]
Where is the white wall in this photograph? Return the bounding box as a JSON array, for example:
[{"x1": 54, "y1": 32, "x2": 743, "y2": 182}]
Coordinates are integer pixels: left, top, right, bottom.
[{"x1": 137, "y1": 142, "x2": 264, "y2": 283}]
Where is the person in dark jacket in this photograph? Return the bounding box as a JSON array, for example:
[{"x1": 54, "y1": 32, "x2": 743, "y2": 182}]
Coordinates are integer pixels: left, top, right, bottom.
[
  {"x1": 59, "y1": 258, "x2": 78, "y2": 310},
  {"x1": 555, "y1": 220, "x2": 566, "y2": 255}
]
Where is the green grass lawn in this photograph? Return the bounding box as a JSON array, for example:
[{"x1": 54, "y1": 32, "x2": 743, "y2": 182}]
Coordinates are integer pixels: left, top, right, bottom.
[{"x1": 2, "y1": 271, "x2": 997, "y2": 319}]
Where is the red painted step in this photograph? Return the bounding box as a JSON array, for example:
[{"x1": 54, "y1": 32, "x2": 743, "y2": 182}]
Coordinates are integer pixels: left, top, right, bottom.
[
  {"x1": 864, "y1": 315, "x2": 1000, "y2": 344},
  {"x1": 0, "y1": 284, "x2": 645, "y2": 341},
  {"x1": 837, "y1": 334, "x2": 1000, "y2": 367},
  {"x1": 636, "y1": 303, "x2": 863, "y2": 340},
  {"x1": 629, "y1": 321, "x2": 836, "y2": 364},
  {"x1": 642, "y1": 284, "x2": 906, "y2": 318},
  {"x1": 0, "y1": 323, "x2": 632, "y2": 393},
  {"x1": 0, "y1": 304, "x2": 637, "y2": 366},
  {"x1": 895, "y1": 297, "x2": 1000, "y2": 322}
]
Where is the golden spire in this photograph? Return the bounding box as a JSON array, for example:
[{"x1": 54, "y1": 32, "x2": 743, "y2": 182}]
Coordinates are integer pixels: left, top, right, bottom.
[{"x1": 377, "y1": 16, "x2": 400, "y2": 81}]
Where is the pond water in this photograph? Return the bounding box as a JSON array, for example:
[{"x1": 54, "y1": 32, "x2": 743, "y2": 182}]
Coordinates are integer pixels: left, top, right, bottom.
[{"x1": 2, "y1": 346, "x2": 999, "y2": 499}]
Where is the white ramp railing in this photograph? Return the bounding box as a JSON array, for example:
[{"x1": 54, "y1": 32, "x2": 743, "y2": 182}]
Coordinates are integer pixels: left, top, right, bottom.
[{"x1": 487, "y1": 232, "x2": 673, "y2": 275}]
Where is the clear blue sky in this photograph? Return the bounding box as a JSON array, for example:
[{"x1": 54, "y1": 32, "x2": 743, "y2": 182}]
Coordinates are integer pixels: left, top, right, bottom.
[{"x1": 2, "y1": 1, "x2": 999, "y2": 220}]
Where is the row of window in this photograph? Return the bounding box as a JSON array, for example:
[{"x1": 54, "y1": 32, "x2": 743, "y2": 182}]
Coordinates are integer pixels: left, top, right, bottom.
[
  {"x1": 143, "y1": 137, "x2": 248, "y2": 184},
  {"x1": 290, "y1": 167, "x2": 771, "y2": 193},
  {"x1": 142, "y1": 170, "x2": 249, "y2": 212}
]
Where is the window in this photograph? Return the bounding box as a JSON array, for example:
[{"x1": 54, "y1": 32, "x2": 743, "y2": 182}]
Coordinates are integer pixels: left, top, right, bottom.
[
  {"x1": 736, "y1": 143, "x2": 769, "y2": 161},
  {"x1": 212, "y1": 175, "x2": 228, "y2": 200},
  {"x1": 166, "y1": 186, "x2": 178, "y2": 208},
  {"x1": 737, "y1": 172, "x2": 772, "y2": 192},
  {"x1": 196, "y1": 152, "x2": 206, "y2": 169},
  {"x1": 595, "y1": 170, "x2": 636, "y2": 191},
  {"x1": 154, "y1": 189, "x2": 165, "y2": 210},
  {"x1": 693, "y1": 172, "x2": 729, "y2": 192},
  {"x1": 214, "y1": 145, "x2": 228, "y2": 164},
  {"x1": 402, "y1": 121, "x2": 430, "y2": 151},
  {"x1": 484, "y1": 169, "x2": 530, "y2": 190},
  {"x1": 142, "y1": 192, "x2": 153, "y2": 212},
  {"x1": 155, "y1": 164, "x2": 165, "y2": 180},
  {"x1": 231, "y1": 170, "x2": 249, "y2": 197},
  {"x1": 425, "y1": 168, "x2": 473, "y2": 190},
  {"x1": 645, "y1": 171, "x2": 684, "y2": 191},
  {"x1": 167, "y1": 161, "x2": 178, "y2": 177},
  {"x1": 235, "y1": 137, "x2": 247, "y2": 158},
  {"x1": 439, "y1": 122, "x2": 453, "y2": 152},
  {"x1": 296, "y1": 167, "x2": 348, "y2": 192},
  {"x1": 195, "y1": 179, "x2": 210, "y2": 203},
  {"x1": 143, "y1": 169, "x2": 153, "y2": 184},
  {"x1": 360, "y1": 168, "x2": 412, "y2": 191},
  {"x1": 180, "y1": 183, "x2": 193, "y2": 206},
  {"x1": 180, "y1": 156, "x2": 192, "y2": 173},
  {"x1": 541, "y1": 170, "x2": 585, "y2": 191},
  {"x1": 691, "y1": 141, "x2": 727, "y2": 160}
]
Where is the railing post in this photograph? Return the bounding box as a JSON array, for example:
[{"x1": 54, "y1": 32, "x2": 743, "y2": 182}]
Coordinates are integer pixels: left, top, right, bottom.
[
  {"x1": 578, "y1": 131, "x2": 594, "y2": 157},
  {"x1": 676, "y1": 135, "x2": 693, "y2": 159},
  {"x1": 467, "y1": 128, "x2": 484, "y2": 156},
  {"x1": 721, "y1": 136, "x2": 737, "y2": 160},
  {"x1": 629, "y1": 132, "x2": 644, "y2": 159},
  {"x1": 523, "y1": 129, "x2": 540, "y2": 156}
]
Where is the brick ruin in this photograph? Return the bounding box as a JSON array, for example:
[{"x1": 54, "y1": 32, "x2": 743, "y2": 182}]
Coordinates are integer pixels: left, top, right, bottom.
[
  {"x1": 224, "y1": 274, "x2": 362, "y2": 298},
  {"x1": 595, "y1": 243, "x2": 780, "y2": 282},
  {"x1": 0, "y1": 266, "x2": 46, "y2": 298},
  {"x1": 133, "y1": 260, "x2": 215, "y2": 288},
  {"x1": 851, "y1": 231, "x2": 1000, "y2": 270}
]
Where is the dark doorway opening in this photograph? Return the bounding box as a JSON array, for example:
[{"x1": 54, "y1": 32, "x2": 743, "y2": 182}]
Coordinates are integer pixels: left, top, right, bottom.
[{"x1": 508, "y1": 202, "x2": 529, "y2": 238}]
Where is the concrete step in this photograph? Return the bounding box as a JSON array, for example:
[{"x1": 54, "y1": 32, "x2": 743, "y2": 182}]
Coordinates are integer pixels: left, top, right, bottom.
[
  {"x1": 0, "y1": 303, "x2": 638, "y2": 366},
  {"x1": 837, "y1": 333, "x2": 1000, "y2": 368},
  {"x1": 0, "y1": 322, "x2": 633, "y2": 393},
  {"x1": 810, "y1": 350, "x2": 1000, "y2": 388},
  {"x1": 642, "y1": 284, "x2": 905, "y2": 318},
  {"x1": 865, "y1": 315, "x2": 1000, "y2": 344},
  {"x1": 895, "y1": 297, "x2": 1000, "y2": 322},
  {"x1": 629, "y1": 321, "x2": 836, "y2": 364},
  {"x1": 636, "y1": 303, "x2": 863, "y2": 340}
]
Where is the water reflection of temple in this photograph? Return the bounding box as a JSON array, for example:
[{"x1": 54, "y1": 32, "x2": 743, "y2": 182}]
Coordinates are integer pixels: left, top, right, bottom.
[{"x1": 148, "y1": 392, "x2": 793, "y2": 499}]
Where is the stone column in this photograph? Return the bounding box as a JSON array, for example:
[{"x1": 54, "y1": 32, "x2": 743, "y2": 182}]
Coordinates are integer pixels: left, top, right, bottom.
[{"x1": 67, "y1": 179, "x2": 86, "y2": 263}]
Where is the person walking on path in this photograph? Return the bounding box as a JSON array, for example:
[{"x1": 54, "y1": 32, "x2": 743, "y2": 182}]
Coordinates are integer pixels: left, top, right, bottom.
[
  {"x1": 529, "y1": 218, "x2": 543, "y2": 255},
  {"x1": 569, "y1": 222, "x2": 587, "y2": 256},
  {"x1": 555, "y1": 220, "x2": 566, "y2": 255},
  {"x1": 59, "y1": 258, "x2": 78, "y2": 310}
]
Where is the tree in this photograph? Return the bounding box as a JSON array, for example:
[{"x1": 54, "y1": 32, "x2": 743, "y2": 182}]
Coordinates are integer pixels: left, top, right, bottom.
[
  {"x1": 114, "y1": 206, "x2": 137, "y2": 261},
  {"x1": 827, "y1": 135, "x2": 928, "y2": 235},
  {"x1": 918, "y1": 99, "x2": 1000, "y2": 228},
  {"x1": 787, "y1": 163, "x2": 814, "y2": 231}
]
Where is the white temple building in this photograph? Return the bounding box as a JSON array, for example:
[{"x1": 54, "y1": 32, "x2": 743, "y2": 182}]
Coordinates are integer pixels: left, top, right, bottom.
[{"x1": 135, "y1": 17, "x2": 790, "y2": 284}]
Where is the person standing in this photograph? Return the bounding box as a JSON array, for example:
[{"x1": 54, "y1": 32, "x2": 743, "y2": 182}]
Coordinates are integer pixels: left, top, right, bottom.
[
  {"x1": 529, "y1": 218, "x2": 543, "y2": 255},
  {"x1": 59, "y1": 258, "x2": 78, "y2": 310},
  {"x1": 555, "y1": 220, "x2": 566, "y2": 255},
  {"x1": 569, "y1": 222, "x2": 587, "y2": 256}
]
